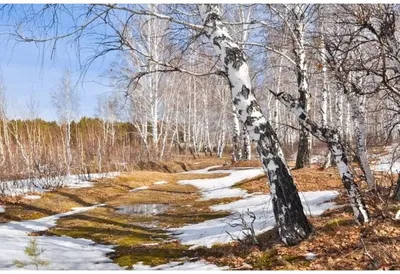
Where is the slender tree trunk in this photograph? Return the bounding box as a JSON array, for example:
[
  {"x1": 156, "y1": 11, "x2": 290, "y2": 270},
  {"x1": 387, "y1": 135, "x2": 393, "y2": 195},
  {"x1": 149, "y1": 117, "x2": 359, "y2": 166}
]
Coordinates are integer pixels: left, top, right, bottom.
[
  {"x1": 275, "y1": 91, "x2": 370, "y2": 224},
  {"x1": 65, "y1": 121, "x2": 72, "y2": 176},
  {"x1": 201, "y1": 4, "x2": 313, "y2": 245},
  {"x1": 242, "y1": 126, "x2": 251, "y2": 160},
  {"x1": 395, "y1": 173, "x2": 400, "y2": 201},
  {"x1": 346, "y1": 82, "x2": 376, "y2": 188},
  {"x1": 319, "y1": 22, "x2": 332, "y2": 169},
  {"x1": 293, "y1": 8, "x2": 311, "y2": 169},
  {"x1": 231, "y1": 105, "x2": 242, "y2": 162},
  {"x1": 217, "y1": 106, "x2": 226, "y2": 158}
]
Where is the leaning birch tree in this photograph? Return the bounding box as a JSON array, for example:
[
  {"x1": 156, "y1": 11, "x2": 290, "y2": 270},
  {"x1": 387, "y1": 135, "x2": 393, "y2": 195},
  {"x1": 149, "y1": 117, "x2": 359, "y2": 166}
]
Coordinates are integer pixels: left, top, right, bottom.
[
  {"x1": 200, "y1": 4, "x2": 312, "y2": 245},
  {"x1": 271, "y1": 90, "x2": 370, "y2": 224}
]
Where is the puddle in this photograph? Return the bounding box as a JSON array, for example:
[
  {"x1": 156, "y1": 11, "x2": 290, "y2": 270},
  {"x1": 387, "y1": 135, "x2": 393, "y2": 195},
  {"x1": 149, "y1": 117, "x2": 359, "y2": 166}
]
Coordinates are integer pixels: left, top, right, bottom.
[{"x1": 116, "y1": 204, "x2": 169, "y2": 215}]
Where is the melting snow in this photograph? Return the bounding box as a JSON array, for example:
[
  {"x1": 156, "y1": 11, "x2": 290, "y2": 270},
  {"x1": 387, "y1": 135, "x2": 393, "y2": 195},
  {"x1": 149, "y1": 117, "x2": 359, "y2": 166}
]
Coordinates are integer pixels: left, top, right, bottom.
[
  {"x1": 0, "y1": 172, "x2": 120, "y2": 197},
  {"x1": 305, "y1": 252, "x2": 317, "y2": 260},
  {"x1": 24, "y1": 195, "x2": 41, "y2": 200},
  {"x1": 372, "y1": 150, "x2": 400, "y2": 173},
  {"x1": 171, "y1": 190, "x2": 338, "y2": 248},
  {"x1": 172, "y1": 167, "x2": 339, "y2": 248},
  {"x1": 153, "y1": 181, "x2": 168, "y2": 185},
  {"x1": 0, "y1": 204, "x2": 121, "y2": 270},
  {"x1": 130, "y1": 186, "x2": 149, "y2": 192},
  {"x1": 179, "y1": 167, "x2": 264, "y2": 200}
]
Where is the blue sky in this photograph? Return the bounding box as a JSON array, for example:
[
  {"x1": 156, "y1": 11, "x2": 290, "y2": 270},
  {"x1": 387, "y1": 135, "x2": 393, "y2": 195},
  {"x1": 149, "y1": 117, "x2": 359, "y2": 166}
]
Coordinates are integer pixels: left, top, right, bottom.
[{"x1": 0, "y1": 5, "x2": 116, "y2": 121}]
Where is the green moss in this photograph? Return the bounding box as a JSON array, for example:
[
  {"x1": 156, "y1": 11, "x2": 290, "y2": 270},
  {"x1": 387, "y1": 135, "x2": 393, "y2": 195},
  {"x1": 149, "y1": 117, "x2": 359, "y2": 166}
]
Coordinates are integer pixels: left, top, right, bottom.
[
  {"x1": 252, "y1": 248, "x2": 278, "y2": 269},
  {"x1": 324, "y1": 218, "x2": 354, "y2": 230},
  {"x1": 112, "y1": 243, "x2": 190, "y2": 268}
]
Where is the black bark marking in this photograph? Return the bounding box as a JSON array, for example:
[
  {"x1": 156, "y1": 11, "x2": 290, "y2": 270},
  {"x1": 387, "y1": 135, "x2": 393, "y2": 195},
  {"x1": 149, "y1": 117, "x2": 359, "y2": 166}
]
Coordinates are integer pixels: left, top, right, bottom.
[
  {"x1": 257, "y1": 141, "x2": 313, "y2": 245},
  {"x1": 241, "y1": 85, "x2": 250, "y2": 100},
  {"x1": 259, "y1": 124, "x2": 267, "y2": 133},
  {"x1": 247, "y1": 100, "x2": 260, "y2": 114},
  {"x1": 225, "y1": 47, "x2": 246, "y2": 69}
]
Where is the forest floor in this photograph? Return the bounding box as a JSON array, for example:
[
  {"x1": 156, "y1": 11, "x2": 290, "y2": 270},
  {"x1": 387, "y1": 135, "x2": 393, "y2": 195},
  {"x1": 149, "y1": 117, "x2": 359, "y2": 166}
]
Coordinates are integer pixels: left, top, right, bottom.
[{"x1": 0, "y1": 155, "x2": 399, "y2": 270}]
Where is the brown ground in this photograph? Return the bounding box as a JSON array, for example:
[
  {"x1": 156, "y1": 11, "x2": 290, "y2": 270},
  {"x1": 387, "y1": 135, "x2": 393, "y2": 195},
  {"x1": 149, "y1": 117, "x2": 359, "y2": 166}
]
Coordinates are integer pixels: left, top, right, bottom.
[
  {"x1": 201, "y1": 191, "x2": 400, "y2": 270},
  {"x1": 0, "y1": 157, "x2": 399, "y2": 270},
  {"x1": 199, "y1": 162, "x2": 400, "y2": 270}
]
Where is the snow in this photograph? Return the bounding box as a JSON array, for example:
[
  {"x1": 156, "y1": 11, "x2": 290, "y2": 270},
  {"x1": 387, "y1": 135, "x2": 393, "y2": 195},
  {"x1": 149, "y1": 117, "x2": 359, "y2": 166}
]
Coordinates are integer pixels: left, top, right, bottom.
[
  {"x1": 310, "y1": 154, "x2": 326, "y2": 164},
  {"x1": 179, "y1": 167, "x2": 264, "y2": 200},
  {"x1": 130, "y1": 186, "x2": 149, "y2": 192},
  {"x1": 154, "y1": 181, "x2": 168, "y2": 185},
  {"x1": 24, "y1": 195, "x2": 41, "y2": 200},
  {"x1": 0, "y1": 204, "x2": 121, "y2": 270},
  {"x1": 173, "y1": 167, "x2": 339, "y2": 248},
  {"x1": 0, "y1": 206, "x2": 4, "y2": 213},
  {"x1": 372, "y1": 149, "x2": 400, "y2": 173},
  {"x1": 304, "y1": 252, "x2": 317, "y2": 260},
  {"x1": 171, "y1": 190, "x2": 338, "y2": 248},
  {"x1": 395, "y1": 210, "x2": 400, "y2": 220},
  {"x1": 0, "y1": 172, "x2": 120, "y2": 197},
  {"x1": 132, "y1": 260, "x2": 227, "y2": 270}
]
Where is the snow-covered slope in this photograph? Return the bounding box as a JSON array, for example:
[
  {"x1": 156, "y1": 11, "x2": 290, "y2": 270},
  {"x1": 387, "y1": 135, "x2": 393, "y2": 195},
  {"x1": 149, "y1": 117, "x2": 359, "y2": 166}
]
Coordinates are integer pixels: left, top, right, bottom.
[{"x1": 0, "y1": 204, "x2": 121, "y2": 270}]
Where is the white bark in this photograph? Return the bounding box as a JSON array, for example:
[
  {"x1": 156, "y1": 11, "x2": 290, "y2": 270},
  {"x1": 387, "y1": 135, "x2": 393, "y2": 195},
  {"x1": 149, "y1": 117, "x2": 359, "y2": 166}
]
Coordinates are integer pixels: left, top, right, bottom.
[
  {"x1": 231, "y1": 105, "x2": 242, "y2": 162},
  {"x1": 242, "y1": 127, "x2": 251, "y2": 160},
  {"x1": 346, "y1": 80, "x2": 376, "y2": 188},
  {"x1": 275, "y1": 91, "x2": 370, "y2": 224},
  {"x1": 200, "y1": 4, "x2": 312, "y2": 245},
  {"x1": 52, "y1": 70, "x2": 79, "y2": 176}
]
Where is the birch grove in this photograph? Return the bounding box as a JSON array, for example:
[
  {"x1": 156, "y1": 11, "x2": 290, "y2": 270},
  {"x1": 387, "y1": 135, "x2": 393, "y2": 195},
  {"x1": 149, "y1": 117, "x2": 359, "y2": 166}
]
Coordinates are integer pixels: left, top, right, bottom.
[{"x1": 0, "y1": 3, "x2": 398, "y2": 246}]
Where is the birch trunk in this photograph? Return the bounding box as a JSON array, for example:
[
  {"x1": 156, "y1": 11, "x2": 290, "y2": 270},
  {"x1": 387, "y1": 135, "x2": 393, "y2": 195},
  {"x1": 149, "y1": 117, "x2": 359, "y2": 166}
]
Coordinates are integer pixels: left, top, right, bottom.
[
  {"x1": 293, "y1": 6, "x2": 311, "y2": 169},
  {"x1": 319, "y1": 22, "x2": 332, "y2": 169},
  {"x1": 275, "y1": 91, "x2": 370, "y2": 224},
  {"x1": 346, "y1": 83, "x2": 376, "y2": 188},
  {"x1": 65, "y1": 121, "x2": 72, "y2": 176},
  {"x1": 232, "y1": 105, "x2": 242, "y2": 162},
  {"x1": 217, "y1": 105, "x2": 227, "y2": 158},
  {"x1": 242, "y1": 126, "x2": 251, "y2": 160},
  {"x1": 201, "y1": 4, "x2": 312, "y2": 245}
]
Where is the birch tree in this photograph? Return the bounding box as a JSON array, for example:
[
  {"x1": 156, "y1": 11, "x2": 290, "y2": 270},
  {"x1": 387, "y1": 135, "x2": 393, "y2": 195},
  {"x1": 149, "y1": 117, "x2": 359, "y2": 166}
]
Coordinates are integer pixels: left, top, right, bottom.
[
  {"x1": 200, "y1": 4, "x2": 312, "y2": 245},
  {"x1": 271, "y1": 90, "x2": 370, "y2": 224},
  {"x1": 52, "y1": 70, "x2": 80, "y2": 176}
]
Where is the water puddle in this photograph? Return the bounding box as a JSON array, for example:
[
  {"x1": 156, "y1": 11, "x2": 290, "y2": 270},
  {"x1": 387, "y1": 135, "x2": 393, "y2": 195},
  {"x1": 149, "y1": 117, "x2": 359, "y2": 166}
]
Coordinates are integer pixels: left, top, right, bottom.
[{"x1": 116, "y1": 204, "x2": 169, "y2": 215}]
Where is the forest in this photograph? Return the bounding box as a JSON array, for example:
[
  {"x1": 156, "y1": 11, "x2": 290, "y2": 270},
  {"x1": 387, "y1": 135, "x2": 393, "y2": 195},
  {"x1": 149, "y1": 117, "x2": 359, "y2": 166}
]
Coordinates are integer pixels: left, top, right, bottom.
[{"x1": 0, "y1": 3, "x2": 399, "y2": 270}]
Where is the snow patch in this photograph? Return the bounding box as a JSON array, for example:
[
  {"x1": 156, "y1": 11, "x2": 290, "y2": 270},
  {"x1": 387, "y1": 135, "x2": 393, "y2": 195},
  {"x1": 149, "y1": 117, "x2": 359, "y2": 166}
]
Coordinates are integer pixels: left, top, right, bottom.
[
  {"x1": 179, "y1": 168, "x2": 264, "y2": 200},
  {"x1": 0, "y1": 204, "x2": 121, "y2": 270},
  {"x1": 130, "y1": 186, "x2": 149, "y2": 192},
  {"x1": 0, "y1": 206, "x2": 4, "y2": 213},
  {"x1": 153, "y1": 181, "x2": 168, "y2": 185},
  {"x1": 305, "y1": 252, "x2": 317, "y2": 260},
  {"x1": 395, "y1": 210, "x2": 400, "y2": 220},
  {"x1": 24, "y1": 195, "x2": 41, "y2": 200},
  {"x1": 370, "y1": 143, "x2": 399, "y2": 173},
  {"x1": 170, "y1": 191, "x2": 339, "y2": 248},
  {"x1": 0, "y1": 172, "x2": 120, "y2": 197}
]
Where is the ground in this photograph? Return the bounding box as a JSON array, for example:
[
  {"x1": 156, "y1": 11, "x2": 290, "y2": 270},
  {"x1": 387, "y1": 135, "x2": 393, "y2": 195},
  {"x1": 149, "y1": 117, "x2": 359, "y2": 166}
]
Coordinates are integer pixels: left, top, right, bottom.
[{"x1": 0, "y1": 156, "x2": 399, "y2": 270}]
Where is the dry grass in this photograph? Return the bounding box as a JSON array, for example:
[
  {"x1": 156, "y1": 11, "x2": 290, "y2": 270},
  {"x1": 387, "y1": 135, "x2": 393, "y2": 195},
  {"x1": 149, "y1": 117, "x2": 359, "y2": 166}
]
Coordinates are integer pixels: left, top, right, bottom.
[
  {"x1": 0, "y1": 170, "x2": 227, "y2": 224},
  {"x1": 234, "y1": 166, "x2": 343, "y2": 193},
  {"x1": 2, "y1": 158, "x2": 399, "y2": 270},
  {"x1": 0, "y1": 166, "x2": 235, "y2": 268},
  {"x1": 199, "y1": 191, "x2": 400, "y2": 270},
  {"x1": 37, "y1": 170, "x2": 238, "y2": 268}
]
